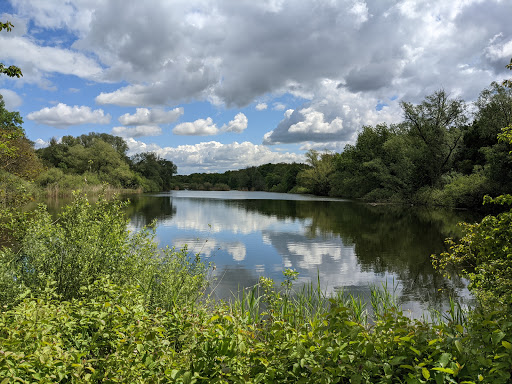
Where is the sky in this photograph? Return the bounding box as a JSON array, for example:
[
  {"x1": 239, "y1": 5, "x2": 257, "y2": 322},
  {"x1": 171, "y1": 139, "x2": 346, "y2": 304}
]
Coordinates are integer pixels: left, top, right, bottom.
[{"x1": 1, "y1": 0, "x2": 511, "y2": 174}]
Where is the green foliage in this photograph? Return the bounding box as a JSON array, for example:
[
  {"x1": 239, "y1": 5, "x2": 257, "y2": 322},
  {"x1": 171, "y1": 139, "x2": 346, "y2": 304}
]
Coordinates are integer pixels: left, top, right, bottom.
[
  {"x1": 1, "y1": 195, "x2": 512, "y2": 382},
  {"x1": 2, "y1": 271, "x2": 511, "y2": 383},
  {"x1": 173, "y1": 162, "x2": 302, "y2": 193},
  {"x1": 414, "y1": 171, "x2": 490, "y2": 207},
  {"x1": 292, "y1": 87, "x2": 511, "y2": 208},
  {"x1": 130, "y1": 152, "x2": 177, "y2": 191},
  {"x1": 401, "y1": 90, "x2": 467, "y2": 187},
  {"x1": 37, "y1": 134, "x2": 139, "y2": 189},
  {"x1": 0, "y1": 21, "x2": 23, "y2": 78},
  {"x1": 297, "y1": 150, "x2": 335, "y2": 196},
  {"x1": 35, "y1": 133, "x2": 179, "y2": 192},
  {"x1": 0, "y1": 192, "x2": 209, "y2": 309},
  {"x1": 433, "y1": 195, "x2": 512, "y2": 311},
  {"x1": 433, "y1": 126, "x2": 512, "y2": 310},
  {"x1": 0, "y1": 170, "x2": 38, "y2": 245}
]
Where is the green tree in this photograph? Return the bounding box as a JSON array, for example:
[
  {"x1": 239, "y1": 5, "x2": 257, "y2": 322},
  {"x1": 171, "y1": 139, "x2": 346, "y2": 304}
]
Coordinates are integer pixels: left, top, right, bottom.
[
  {"x1": 131, "y1": 152, "x2": 177, "y2": 191},
  {"x1": 401, "y1": 90, "x2": 467, "y2": 186},
  {"x1": 0, "y1": 95, "x2": 42, "y2": 179},
  {"x1": 297, "y1": 150, "x2": 335, "y2": 196},
  {"x1": 0, "y1": 21, "x2": 22, "y2": 78}
]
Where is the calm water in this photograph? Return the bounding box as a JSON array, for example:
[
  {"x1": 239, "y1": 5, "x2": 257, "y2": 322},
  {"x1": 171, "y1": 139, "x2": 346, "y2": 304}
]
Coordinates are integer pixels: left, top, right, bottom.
[{"x1": 120, "y1": 190, "x2": 481, "y2": 317}]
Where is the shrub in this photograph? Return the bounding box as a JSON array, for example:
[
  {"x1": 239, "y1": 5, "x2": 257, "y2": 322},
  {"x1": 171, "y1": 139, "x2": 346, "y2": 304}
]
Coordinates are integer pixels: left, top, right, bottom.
[
  {"x1": 0, "y1": 192, "x2": 210, "y2": 309},
  {"x1": 433, "y1": 194, "x2": 512, "y2": 311}
]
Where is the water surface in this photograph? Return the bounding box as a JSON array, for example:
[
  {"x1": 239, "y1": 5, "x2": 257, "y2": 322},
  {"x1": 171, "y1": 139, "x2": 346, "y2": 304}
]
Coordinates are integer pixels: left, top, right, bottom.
[{"x1": 123, "y1": 190, "x2": 480, "y2": 317}]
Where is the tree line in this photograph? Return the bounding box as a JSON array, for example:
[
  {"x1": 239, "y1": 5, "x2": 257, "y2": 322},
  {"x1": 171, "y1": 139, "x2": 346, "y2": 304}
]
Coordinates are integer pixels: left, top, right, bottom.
[
  {"x1": 175, "y1": 83, "x2": 512, "y2": 208},
  {"x1": 2, "y1": 81, "x2": 512, "y2": 207},
  {"x1": 172, "y1": 162, "x2": 303, "y2": 193}
]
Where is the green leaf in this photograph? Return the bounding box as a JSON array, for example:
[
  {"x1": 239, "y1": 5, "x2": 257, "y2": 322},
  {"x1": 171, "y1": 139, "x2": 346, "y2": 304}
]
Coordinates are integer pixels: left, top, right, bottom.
[
  {"x1": 455, "y1": 340, "x2": 463, "y2": 354},
  {"x1": 432, "y1": 367, "x2": 455, "y2": 374},
  {"x1": 502, "y1": 340, "x2": 512, "y2": 350},
  {"x1": 439, "y1": 353, "x2": 451, "y2": 367},
  {"x1": 409, "y1": 346, "x2": 421, "y2": 356},
  {"x1": 422, "y1": 368, "x2": 430, "y2": 380}
]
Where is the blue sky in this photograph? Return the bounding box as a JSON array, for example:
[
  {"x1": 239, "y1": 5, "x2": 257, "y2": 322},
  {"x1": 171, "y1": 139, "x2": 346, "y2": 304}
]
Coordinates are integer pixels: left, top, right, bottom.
[{"x1": 1, "y1": 0, "x2": 511, "y2": 174}]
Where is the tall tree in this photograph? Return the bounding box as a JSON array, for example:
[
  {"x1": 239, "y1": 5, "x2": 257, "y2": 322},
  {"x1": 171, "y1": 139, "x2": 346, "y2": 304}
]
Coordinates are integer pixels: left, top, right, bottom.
[
  {"x1": 131, "y1": 152, "x2": 177, "y2": 191},
  {"x1": 401, "y1": 90, "x2": 467, "y2": 186}
]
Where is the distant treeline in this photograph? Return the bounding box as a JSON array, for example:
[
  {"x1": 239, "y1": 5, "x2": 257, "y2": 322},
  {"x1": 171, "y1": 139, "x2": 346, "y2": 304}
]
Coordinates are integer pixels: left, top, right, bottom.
[
  {"x1": 172, "y1": 162, "x2": 304, "y2": 193},
  {"x1": 174, "y1": 84, "x2": 512, "y2": 208}
]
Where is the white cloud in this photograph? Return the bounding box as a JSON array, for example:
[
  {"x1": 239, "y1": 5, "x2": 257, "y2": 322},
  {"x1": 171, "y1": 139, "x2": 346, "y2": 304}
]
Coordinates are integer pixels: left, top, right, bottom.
[
  {"x1": 118, "y1": 107, "x2": 184, "y2": 126},
  {"x1": 125, "y1": 139, "x2": 304, "y2": 174},
  {"x1": 0, "y1": 35, "x2": 103, "y2": 86},
  {"x1": 112, "y1": 125, "x2": 162, "y2": 138},
  {"x1": 255, "y1": 103, "x2": 268, "y2": 111},
  {"x1": 173, "y1": 238, "x2": 247, "y2": 261},
  {"x1": 27, "y1": 103, "x2": 111, "y2": 128},
  {"x1": 221, "y1": 113, "x2": 248, "y2": 133},
  {"x1": 272, "y1": 102, "x2": 286, "y2": 111},
  {"x1": 289, "y1": 108, "x2": 343, "y2": 134},
  {"x1": 173, "y1": 117, "x2": 219, "y2": 136},
  {"x1": 34, "y1": 138, "x2": 49, "y2": 149},
  {"x1": 264, "y1": 80, "x2": 402, "y2": 144},
  {"x1": 68, "y1": 0, "x2": 508, "y2": 110},
  {"x1": 0, "y1": 89, "x2": 22, "y2": 109},
  {"x1": 6, "y1": 0, "x2": 512, "y2": 148}
]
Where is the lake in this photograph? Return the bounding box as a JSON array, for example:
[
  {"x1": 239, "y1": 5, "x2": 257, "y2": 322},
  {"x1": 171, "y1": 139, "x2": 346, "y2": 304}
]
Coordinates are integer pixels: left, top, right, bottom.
[{"x1": 120, "y1": 190, "x2": 481, "y2": 317}]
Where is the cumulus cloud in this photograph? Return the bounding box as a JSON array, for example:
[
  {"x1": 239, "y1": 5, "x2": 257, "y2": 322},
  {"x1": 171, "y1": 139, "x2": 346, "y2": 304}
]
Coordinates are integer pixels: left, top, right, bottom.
[
  {"x1": 264, "y1": 80, "x2": 402, "y2": 145},
  {"x1": 27, "y1": 103, "x2": 111, "y2": 128},
  {"x1": 59, "y1": 0, "x2": 510, "y2": 109},
  {"x1": 173, "y1": 117, "x2": 219, "y2": 136},
  {"x1": 125, "y1": 139, "x2": 304, "y2": 174},
  {"x1": 221, "y1": 113, "x2": 248, "y2": 133},
  {"x1": 255, "y1": 103, "x2": 268, "y2": 111},
  {"x1": 172, "y1": 113, "x2": 247, "y2": 136},
  {"x1": 118, "y1": 107, "x2": 184, "y2": 125},
  {"x1": 0, "y1": 89, "x2": 22, "y2": 109},
  {"x1": 112, "y1": 125, "x2": 162, "y2": 138}
]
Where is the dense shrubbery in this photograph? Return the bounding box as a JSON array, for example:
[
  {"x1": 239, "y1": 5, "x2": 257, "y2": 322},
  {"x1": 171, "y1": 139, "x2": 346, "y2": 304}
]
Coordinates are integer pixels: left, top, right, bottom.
[
  {"x1": 0, "y1": 192, "x2": 209, "y2": 309},
  {"x1": 1, "y1": 193, "x2": 512, "y2": 382}
]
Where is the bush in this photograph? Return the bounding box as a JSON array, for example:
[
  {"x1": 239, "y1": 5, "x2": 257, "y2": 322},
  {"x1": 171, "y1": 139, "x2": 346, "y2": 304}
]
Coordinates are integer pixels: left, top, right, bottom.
[
  {"x1": 433, "y1": 194, "x2": 512, "y2": 310},
  {"x1": 0, "y1": 192, "x2": 210, "y2": 309},
  {"x1": 441, "y1": 171, "x2": 490, "y2": 208}
]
